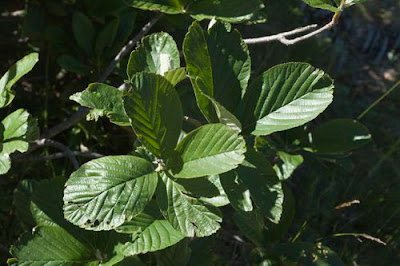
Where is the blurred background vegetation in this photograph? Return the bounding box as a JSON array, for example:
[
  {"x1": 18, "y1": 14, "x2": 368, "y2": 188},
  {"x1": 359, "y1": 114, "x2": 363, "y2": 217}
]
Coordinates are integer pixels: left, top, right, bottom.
[{"x1": 1, "y1": 0, "x2": 399, "y2": 264}]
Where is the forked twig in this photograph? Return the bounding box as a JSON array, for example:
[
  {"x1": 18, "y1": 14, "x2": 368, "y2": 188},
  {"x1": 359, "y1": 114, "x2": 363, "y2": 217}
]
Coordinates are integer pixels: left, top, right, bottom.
[
  {"x1": 34, "y1": 139, "x2": 79, "y2": 169},
  {"x1": 244, "y1": 2, "x2": 344, "y2": 45}
]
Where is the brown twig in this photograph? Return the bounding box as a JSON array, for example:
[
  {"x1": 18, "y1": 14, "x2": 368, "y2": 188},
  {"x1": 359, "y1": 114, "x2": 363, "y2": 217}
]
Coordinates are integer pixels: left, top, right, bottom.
[
  {"x1": 34, "y1": 139, "x2": 79, "y2": 170},
  {"x1": 244, "y1": 1, "x2": 345, "y2": 45},
  {"x1": 244, "y1": 20, "x2": 336, "y2": 46},
  {"x1": 15, "y1": 151, "x2": 104, "y2": 162},
  {"x1": 183, "y1": 116, "x2": 202, "y2": 128},
  {"x1": 98, "y1": 13, "x2": 163, "y2": 82}
]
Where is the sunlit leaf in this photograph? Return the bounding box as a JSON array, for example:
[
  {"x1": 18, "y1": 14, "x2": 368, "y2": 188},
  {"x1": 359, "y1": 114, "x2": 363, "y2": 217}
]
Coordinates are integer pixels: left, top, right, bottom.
[
  {"x1": 273, "y1": 151, "x2": 304, "y2": 180},
  {"x1": 64, "y1": 156, "x2": 158, "y2": 231},
  {"x1": 70, "y1": 83, "x2": 130, "y2": 126},
  {"x1": 174, "y1": 124, "x2": 246, "y2": 178},
  {"x1": 127, "y1": 32, "x2": 180, "y2": 78},
  {"x1": 0, "y1": 153, "x2": 11, "y2": 175},
  {"x1": 117, "y1": 220, "x2": 185, "y2": 256},
  {"x1": 0, "y1": 53, "x2": 39, "y2": 108},
  {"x1": 239, "y1": 62, "x2": 334, "y2": 136},
  {"x1": 163, "y1": 67, "x2": 187, "y2": 86},
  {"x1": 156, "y1": 173, "x2": 222, "y2": 237}
]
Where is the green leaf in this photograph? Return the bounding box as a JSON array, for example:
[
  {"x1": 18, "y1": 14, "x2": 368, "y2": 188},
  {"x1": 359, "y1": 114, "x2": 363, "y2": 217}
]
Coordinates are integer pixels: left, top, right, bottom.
[
  {"x1": 108, "y1": 11, "x2": 137, "y2": 57},
  {"x1": 156, "y1": 173, "x2": 222, "y2": 237},
  {"x1": 0, "y1": 108, "x2": 37, "y2": 175},
  {"x1": 155, "y1": 239, "x2": 191, "y2": 266},
  {"x1": 220, "y1": 171, "x2": 253, "y2": 212},
  {"x1": 2, "y1": 109, "x2": 30, "y2": 141},
  {"x1": 199, "y1": 175, "x2": 230, "y2": 207},
  {"x1": 302, "y1": 0, "x2": 339, "y2": 12},
  {"x1": 1, "y1": 109, "x2": 36, "y2": 154},
  {"x1": 115, "y1": 215, "x2": 156, "y2": 235},
  {"x1": 240, "y1": 62, "x2": 334, "y2": 136},
  {"x1": 273, "y1": 151, "x2": 304, "y2": 181},
  {"x1": 174, "y1": 176, "x2": 220, "y2": 199},
  {"x1": 188, "y1": 0, "x2": 264, "y2": 20},
  {"x1": 31, "y1": 177, "x2": 68, "y2": 227},
  {"x1": 176, "y1": 175, "x2": 230, "y2": 207},
  {"x1": 0, "y1": 152, "x2": 11, "y2": 175},
  {"x1": 64, "y1": 156, "x2": 158, "y2": 231},
  {"x1": 233, "y1": 209, "x2": 265, "y2": 245},
  {"x1": 95, "y1": 18, "x2": 120, "y2": 57},
  {"x1": 117, "y1": 220, "x2": 185, "y2": 256},
  {"x1": 237, "y1": 150, "x2": 284, "y2": 223},
  {"x1": 127, "y1": 0, "x2": 264, "y2": 21},
  {"x1": 310, "y1": 119, "x2": 371, "y2": 154},
  {"x1": 127, "y1": 32, "x2": 180, "y2": 78},
  {"x1": 14, "y1": 179, "x2": 38, "y2": 227},
  {"x1": 72, "y1": 11, "x2": 96, "y2": 57},
  {"x1": 183, "y1": 21, "x2": 251, "y2": 122},
  {"x1": 115, "y1": 201, "x2": 161, "y2": 234},
  {"x1": 70, "y1": 83, "x2": 130, "y2": 126},
  {"x1": 0, "y1": 53, "x2": 39, "y2": 108},
  {"x1": 202, "y1": 93, "x2": 242, "y2": 132},
  {"x1": 12, "y1": 176, "x2": 130, "y2": 266},
  {"x1": 163, "y1": 67, "x2": 187, "y2": 86},
  {"x1": 200, "y1": 10, "x2": 267, "y2": 24},
  {"x1": 265, "y1": 184, "x2": 295, "y2": 242},
  {"x1": 123, "y1": 72, "x2": 183, "y2": 159},
  {"x1": 174, "y1": 124, "x2": 246, "y2": 179},
  {"x1": 272, "y1": 242, "x2": 345, "y2": 265},
  {"x1": 57, "y1": 54, "x2": 91, "y2": 75},
  {"x1": 10, "y1": 226, "x2": 100, "y2": 266},
  {"x1": 127, "y1": 0, "x2": 186, "y2": 14}
]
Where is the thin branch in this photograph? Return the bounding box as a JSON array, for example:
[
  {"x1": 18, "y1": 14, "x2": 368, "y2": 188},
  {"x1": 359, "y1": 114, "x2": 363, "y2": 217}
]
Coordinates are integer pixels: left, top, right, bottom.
[
  {"x1": 244, "y1": 21, "x2": 335, "y2": 46},
  {"x1": 34, "y1": 139, "x2": 79, "y2": 169},
  {"x1": 244, "y1": 24, "x2": 318, "y2": 45},
  {"x1": 183, "y1": 116, "x2": 202, "y2": 128},
  {"x1": 15, "y1": 151, "x2": 104, "y2": 162},
  {"x1": 244, "y1": 0, "x2": 345, "y2": 46},
  {"x1": 98, "y1": 13, "x2": 163, "y2": 82}
]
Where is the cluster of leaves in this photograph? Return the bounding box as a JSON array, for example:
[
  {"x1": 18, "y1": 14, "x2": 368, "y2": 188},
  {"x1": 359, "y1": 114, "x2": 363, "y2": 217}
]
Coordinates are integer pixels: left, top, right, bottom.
[
  {"x1": 127, "y1": 0, "x2": 266, "y2": 23},
  {"x1": 0, "y1": 54, "x2": 39, "y2": 175},
  {"x1": 8, "y1": 14, "x2": 373, "y2": 265},
  {"x1": 2, "y1": 0, "x2": 379, "y2": 265}
]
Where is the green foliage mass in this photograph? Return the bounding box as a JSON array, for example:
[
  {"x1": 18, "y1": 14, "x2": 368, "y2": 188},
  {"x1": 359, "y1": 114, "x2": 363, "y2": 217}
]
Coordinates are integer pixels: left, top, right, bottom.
[{"x1": 2, "y1": 0, "x2": 399, "y2": 265}]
